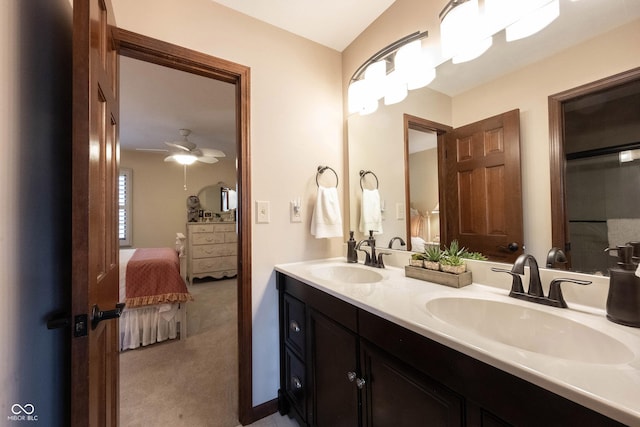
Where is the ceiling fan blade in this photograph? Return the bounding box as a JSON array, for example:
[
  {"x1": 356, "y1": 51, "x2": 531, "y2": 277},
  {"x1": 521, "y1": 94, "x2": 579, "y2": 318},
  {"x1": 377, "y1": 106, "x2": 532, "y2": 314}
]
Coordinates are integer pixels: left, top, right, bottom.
[
  {"x1": 165, "y1": 141, "x2": 194, "y2": 152},
  {"x1": 197, "y1": 156, "x2": 219, "y2": 164},
  {"x1": 136, "y1": 148, "x2": 168, "y2": 153},
  {"x1": 163, "y1": 155, "x2": 177, "y2": 162},
  {"x1": 200, "y1": 148, "x2": 226, "y2": 158}
]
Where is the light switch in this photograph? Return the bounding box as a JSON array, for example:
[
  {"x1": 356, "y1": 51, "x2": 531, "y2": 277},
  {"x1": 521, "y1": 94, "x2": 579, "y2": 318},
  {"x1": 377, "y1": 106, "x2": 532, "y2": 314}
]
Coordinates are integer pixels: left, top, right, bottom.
[
  {"x1": 256, "y1": 201, "x2": 270, "y2": 224},
  {"x1": 290, "y1": 200, "x2": 302, "y2": 223},
  {"x1": 396, "y1": 203, "x2": 405, "y2": 220}
]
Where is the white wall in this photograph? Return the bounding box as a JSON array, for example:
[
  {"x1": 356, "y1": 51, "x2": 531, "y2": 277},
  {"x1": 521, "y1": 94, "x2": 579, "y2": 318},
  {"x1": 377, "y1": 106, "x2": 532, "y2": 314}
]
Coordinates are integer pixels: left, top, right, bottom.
[
  {"x1": 111, "y1": 0, "x2": 345, "y2": 406},
  {"x1": 120, "y1": 150, "x2": 237, "y2": 248}
]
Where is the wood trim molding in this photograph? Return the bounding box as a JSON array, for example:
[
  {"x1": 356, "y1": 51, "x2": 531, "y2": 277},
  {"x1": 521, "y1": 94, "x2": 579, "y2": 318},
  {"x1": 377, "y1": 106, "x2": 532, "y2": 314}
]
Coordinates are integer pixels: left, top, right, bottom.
[
  {"x1": 112, "y1": 28, "x2": 255, "y2": 425},
  {"x1": 403, "y1": 114, "x2": 452, "y2": 251},
  {"x1": 548, "y1": 66, "x2": 640, "y2": 256}
]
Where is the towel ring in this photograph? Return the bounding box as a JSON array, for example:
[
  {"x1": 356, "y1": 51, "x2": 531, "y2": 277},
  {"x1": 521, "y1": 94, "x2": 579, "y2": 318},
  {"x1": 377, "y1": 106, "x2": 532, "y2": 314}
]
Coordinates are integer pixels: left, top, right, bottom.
[
  {"x1": 359, "y1": 170, "x2": 379, "y2": 190},
  {"x1": 316, "y1": 166, "x2": 339, "y2": 188}
]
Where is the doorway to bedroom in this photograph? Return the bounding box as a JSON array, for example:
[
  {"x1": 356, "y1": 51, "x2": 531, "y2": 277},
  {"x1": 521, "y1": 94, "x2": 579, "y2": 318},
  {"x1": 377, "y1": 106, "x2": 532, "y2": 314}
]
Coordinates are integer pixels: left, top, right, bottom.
[{"x1": 113, "y1": 29, "x2": 253, "y2": 425}]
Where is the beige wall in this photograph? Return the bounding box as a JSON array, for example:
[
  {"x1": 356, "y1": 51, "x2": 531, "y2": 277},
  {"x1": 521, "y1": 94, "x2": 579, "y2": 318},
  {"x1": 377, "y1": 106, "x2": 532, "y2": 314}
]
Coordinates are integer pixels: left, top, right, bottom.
[
  {"x1": 343, "y1": 0, "x2": 640, "y2": 261},
  {"x1": 120, "y1": 149, "x2": 237, "y2": 248},
  {"x1": 112, "y1": 0, "x2": 344, "y2": 406}
]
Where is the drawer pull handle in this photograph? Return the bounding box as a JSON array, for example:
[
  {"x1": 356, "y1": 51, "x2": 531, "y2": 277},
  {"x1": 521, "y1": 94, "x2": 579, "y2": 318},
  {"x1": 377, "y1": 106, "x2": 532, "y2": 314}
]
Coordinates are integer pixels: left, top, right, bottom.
[
  {"x1": 291, "y1": 376, "x2": 303, "y2": 390},
  {"x1": 347, "y1": 371, "x2": 365, "y2": 389},
  {"x1": 290, "y1": 321, "x2": 301, "y2": 333}
]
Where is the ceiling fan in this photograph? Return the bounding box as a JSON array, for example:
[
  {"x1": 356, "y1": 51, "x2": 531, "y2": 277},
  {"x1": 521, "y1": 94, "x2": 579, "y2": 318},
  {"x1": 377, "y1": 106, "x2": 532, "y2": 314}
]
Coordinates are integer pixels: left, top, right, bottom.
[{"x1": 139, "y1": 129, "x2": 225, "y2": 165}]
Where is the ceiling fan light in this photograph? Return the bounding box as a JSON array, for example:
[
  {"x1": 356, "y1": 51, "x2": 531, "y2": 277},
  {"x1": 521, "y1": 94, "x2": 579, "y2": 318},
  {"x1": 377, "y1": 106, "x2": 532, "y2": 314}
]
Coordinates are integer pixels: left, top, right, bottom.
[
  {"x1": 506, "y1": 0, "x2": 559, "y2": 42},
  {"x1": 172, "y1": 154, "x2": 197, "y2": 165}
]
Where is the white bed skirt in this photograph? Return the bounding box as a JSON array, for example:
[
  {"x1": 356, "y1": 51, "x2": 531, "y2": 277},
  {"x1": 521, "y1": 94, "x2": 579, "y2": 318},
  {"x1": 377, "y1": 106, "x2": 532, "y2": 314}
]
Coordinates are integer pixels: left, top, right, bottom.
[{"x1": 119, "y1": 303, "x2": 183, "y2": 351}]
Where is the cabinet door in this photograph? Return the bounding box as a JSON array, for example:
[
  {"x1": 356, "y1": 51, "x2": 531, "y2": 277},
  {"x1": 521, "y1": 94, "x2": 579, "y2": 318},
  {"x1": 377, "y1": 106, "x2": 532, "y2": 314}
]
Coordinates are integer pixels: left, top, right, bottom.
[
  {"x1": 309, "y1": 309, "x2": 359, "y2": 427},
  {"x1": 360, "y1": 341, "x2": 463, "y2": 427}
]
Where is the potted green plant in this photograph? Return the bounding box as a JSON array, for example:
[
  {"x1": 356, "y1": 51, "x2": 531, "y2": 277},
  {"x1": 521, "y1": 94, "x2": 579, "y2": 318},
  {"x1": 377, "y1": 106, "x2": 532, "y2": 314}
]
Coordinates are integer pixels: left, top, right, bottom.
[
  {"x1": 423, "y1": 246, "x2": 442, "y2": 270},
  {"x1": 462, "y1": 251, "x2": 488, "y2": 261},
  {"x1": 410, "y1": 252, "x2": 425, "y2": 268},
  {"x1": 439, "y1": 254, "x2": 466, "y2": 274}
]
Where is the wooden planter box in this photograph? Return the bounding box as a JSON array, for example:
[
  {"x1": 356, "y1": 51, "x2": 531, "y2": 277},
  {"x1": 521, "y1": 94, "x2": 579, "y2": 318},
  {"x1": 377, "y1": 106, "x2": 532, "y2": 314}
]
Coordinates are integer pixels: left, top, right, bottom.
[{"x1": 404, "y1": 265, "x2": 472, "y2": 288}]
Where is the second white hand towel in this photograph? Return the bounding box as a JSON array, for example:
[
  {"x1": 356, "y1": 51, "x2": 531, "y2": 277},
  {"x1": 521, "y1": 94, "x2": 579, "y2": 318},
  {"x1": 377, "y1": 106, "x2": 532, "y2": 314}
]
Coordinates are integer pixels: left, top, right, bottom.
[
  {"x1": 359, "y1": 188, "x2": 383, "y2": 234},
  {"x1": 310, "y1": 185, "x2": 343, "y2": 238}
]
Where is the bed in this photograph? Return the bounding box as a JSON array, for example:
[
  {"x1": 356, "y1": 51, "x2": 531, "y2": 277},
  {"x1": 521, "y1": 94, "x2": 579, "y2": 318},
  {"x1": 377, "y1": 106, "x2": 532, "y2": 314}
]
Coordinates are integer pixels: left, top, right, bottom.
[{"x1": 119, "y1": 245, "x2": 192, "y2": 351}]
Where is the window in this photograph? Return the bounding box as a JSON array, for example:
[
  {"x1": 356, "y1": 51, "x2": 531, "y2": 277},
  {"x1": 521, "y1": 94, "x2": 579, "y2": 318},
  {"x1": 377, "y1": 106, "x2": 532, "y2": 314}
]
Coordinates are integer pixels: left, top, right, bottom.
[{"x1": 119, "y1": 168, "x2": 132, "y2": 247}]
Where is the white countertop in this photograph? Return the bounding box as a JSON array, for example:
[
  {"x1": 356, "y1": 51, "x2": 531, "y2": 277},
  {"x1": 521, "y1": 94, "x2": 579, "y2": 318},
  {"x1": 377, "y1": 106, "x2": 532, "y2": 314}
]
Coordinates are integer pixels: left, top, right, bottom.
[{"x1": 275, "y1": 258, "x2": 640, "y2": 426}]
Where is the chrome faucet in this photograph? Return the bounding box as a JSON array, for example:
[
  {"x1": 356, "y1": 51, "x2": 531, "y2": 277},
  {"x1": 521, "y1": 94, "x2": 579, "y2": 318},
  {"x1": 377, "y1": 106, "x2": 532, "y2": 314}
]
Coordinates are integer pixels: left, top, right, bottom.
[
  {"x1": 356, "y1": 239, "x2": 372, "y2": 266},
  {"x1": 388, "y1": 236, "x2": 406, "y2": 249},
  {"x1": 492, "y1": 253, "x2": 591, "y2": 308}
]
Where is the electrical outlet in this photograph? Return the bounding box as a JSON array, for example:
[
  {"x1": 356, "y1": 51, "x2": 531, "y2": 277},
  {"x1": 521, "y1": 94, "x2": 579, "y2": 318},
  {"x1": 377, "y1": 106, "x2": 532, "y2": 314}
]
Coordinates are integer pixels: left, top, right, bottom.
[
  {"x1": 290, "y1": 201, "x2": 302, "y2": 223},
  {"x1": 256, "y1": 201, "x2": 270, "y2": 224}
]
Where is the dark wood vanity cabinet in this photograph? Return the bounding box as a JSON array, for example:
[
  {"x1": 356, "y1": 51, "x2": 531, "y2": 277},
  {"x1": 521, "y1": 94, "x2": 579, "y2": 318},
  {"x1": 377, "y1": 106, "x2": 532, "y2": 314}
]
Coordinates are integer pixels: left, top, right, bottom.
[{"x1": 276, "y1": 272, "x2": 625, "y2": 427}]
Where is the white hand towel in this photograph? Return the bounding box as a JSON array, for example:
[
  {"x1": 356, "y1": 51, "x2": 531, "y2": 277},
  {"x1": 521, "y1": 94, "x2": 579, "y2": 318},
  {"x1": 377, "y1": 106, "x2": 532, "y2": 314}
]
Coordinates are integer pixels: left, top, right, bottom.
[
  {"x1": 359, "y1": 188, "x2": 383, "y2": 234},
  {"x1": 310, "y1": 186, "x2": 343, "y2": 238}
]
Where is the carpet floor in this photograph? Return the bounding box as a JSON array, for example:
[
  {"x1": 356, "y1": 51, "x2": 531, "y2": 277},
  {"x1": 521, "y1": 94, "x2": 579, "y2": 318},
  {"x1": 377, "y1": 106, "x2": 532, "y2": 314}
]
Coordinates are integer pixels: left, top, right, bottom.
[{"x1": 119, "y1": 278, "x2": 240, "y2": 427}]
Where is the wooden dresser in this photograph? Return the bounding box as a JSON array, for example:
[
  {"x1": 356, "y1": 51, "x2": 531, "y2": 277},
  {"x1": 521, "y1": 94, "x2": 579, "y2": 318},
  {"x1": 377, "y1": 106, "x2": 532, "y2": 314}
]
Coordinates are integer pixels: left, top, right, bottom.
[{"x1": 186, "y1": 222, "x2": 237, "y2": 285}]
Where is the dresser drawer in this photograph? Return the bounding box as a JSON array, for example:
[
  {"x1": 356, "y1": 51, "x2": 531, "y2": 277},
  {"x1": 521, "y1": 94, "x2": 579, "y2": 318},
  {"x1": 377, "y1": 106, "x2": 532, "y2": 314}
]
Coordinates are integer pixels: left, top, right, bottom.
[
  {"x1": 192, "y1": 233, "x2": 225, "y2": 245},
  {"x1": 189, "y1": 223, "x2": 214, "y2": 233},
  {"x1": 191, "y1": 256, "x2": 236, "y2": 273},
  {"x1": 192, "y1": 243, "x2": 237, "y2": 259},
  {"x1": 212, "y1": 223, "x2": 236, "y2": 233}
]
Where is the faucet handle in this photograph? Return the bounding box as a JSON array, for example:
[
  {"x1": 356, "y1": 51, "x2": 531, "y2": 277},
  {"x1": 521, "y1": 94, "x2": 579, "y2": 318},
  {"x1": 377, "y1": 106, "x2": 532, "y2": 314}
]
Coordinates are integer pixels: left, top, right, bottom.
[
  {"x1": 377, "y1": 252, "x2": 392, "y2": 268},
  {"x1": 548, "y1": 278, "x2": 592, "y2": 308},
  {"x1": 491, "y1": 267, "x2": 525, "y2": 295}
]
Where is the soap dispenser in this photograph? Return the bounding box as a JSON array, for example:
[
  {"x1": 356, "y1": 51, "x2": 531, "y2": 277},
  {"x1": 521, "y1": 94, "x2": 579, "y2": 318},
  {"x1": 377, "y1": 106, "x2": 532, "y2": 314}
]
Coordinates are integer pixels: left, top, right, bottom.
[
  {"x1": 347, "y1": 231, "x2": 358, "y2": 263},
  {"x1": 604, "y1": 244, "x2": 640, "y2": 327}
]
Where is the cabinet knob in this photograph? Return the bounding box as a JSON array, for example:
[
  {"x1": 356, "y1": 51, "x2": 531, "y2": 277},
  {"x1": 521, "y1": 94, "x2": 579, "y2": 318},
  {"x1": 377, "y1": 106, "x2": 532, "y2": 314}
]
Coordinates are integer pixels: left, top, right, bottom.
[
  {"x1": 355, "y1": 377, "x2": 366, "y2": 389},
  {"x1": 289, "y1": 321, "x2": 301, "y2": 333},
  {"x1": 291, "y1": 376, "x2": 303, "y2": 390},
  {"x1": 347, "y1": 371, "x2": 357, "y2": 382}
]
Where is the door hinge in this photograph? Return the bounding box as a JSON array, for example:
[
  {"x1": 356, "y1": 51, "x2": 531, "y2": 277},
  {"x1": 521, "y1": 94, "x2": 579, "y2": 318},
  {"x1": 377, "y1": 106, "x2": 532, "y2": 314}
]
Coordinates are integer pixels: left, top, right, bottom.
[{"x1": 74, "y1": 314, "x2": 88, "y2": 337}]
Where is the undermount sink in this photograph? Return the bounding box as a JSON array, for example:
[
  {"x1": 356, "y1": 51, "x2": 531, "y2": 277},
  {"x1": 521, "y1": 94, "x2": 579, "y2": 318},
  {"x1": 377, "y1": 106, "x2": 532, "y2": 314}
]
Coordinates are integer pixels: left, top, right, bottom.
[
  {"x1": 310, "y1": 264, "x2": 384, "y2": 284},
  {"x1": 425, "y1": 297, "x2": 635, "y2": 364}
]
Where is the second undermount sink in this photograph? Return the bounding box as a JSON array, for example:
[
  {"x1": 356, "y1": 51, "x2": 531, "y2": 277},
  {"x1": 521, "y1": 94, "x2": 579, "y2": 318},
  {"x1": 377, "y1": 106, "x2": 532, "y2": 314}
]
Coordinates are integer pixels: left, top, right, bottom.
[
  {"x1": 425, "y1": 297, "x2": 635, "y2": 364},
  {"x1": 310, "y1": 264, "x2": 384, "y2": 284}
]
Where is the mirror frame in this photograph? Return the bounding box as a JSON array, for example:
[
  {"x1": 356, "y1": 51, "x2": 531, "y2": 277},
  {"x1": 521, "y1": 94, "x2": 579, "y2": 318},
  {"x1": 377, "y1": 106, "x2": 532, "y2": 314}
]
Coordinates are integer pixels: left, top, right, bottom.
[
  {"x1": 403, "y1": 114, "x2": 452, "y2": 252},
  {"x1": 549, "y1": 66, "x2": 640, "y2": 265}
]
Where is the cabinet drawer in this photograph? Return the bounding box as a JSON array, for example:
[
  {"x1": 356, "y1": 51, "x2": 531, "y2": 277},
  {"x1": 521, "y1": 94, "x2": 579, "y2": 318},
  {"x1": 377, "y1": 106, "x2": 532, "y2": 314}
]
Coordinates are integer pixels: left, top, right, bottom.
[
  {"x1": 284, "y1": 349, "x2": 307, "y2": 420},
  {"x1": 212, "y1": 223, "x2": 236, "y2": 233},
  {"x1": 192, "y1": 243, "x2": 237, "y2": 259},
  {"x1": 284, "y1": 294, "x2": 305, "y2": 358},
  {"x1": 191, "y1": 256, "x2": 236, "y2": 273},
  {"x1": 192, "y1": 233, "x2": 224, "y2": 245},
  {"x1": 189, "y1": 224, "x2": 214, "y2": 233}
]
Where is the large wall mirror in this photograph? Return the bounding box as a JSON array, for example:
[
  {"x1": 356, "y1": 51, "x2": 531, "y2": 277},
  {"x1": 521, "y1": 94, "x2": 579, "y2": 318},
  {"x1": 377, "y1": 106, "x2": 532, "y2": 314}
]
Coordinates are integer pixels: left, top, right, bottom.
[{"x1": 347, "y1": 0, "x2": 640, "y2": 271}]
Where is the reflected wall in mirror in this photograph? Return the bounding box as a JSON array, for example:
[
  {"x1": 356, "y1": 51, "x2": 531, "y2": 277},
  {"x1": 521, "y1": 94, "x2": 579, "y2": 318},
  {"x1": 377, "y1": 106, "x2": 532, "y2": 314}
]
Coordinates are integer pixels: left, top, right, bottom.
[
  {"x1": 550, "y1": 67, "x2": 640, "y2": 276},
  {"x1": 347, "y1": 88, "x2": 452, "y2": 248}
]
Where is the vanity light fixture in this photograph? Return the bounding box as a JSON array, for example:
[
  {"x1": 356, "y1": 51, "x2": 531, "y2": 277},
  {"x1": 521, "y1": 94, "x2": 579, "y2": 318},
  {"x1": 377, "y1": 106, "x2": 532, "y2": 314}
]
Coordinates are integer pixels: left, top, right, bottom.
[
  {"x1": 440, "y1": 0, "x2": 560, "y2": 63},
  {"x1": 348, "y1": 31, "x2": 434, "y2": 116}
]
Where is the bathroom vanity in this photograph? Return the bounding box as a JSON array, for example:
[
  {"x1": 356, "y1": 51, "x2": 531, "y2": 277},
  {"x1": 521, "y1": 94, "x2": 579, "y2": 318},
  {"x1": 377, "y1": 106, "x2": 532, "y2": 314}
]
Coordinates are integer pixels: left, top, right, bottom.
[{"x1": 275, "y1": 259, "x2": 640, "y2": 427}]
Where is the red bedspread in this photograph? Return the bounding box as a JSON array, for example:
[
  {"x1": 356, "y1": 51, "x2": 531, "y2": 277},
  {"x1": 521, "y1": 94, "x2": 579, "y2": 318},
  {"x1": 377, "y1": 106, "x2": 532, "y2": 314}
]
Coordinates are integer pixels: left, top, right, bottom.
[{"x1": 125, "y1": 248, "x2": 193, "y2": 308}]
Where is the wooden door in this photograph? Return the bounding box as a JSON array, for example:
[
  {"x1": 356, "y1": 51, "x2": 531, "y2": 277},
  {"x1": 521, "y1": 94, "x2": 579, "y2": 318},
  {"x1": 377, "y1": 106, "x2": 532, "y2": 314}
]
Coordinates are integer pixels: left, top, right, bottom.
[
  {"x1": 71, "y1": 0, "x2": 120, "y2": 425},
  {"x1": 444, "y1": 109, "x2": 523, "y2": 262}
]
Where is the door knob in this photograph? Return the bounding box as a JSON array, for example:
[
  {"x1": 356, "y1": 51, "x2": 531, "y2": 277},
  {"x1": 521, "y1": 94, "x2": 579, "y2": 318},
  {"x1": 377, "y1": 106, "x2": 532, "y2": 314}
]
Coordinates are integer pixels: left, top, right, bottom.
[
  {"x1": 91, "y1": 303, "x2": 125, "y2": 330},
  {"x1": 499, "y1": 242, "x2": 519, "y2": 252}
]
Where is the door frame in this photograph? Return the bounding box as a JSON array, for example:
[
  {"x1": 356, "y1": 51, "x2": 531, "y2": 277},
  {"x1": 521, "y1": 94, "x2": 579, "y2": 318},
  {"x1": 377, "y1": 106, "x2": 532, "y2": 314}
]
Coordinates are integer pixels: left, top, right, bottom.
[
  {"x1": 112, "y1": 28, "x2": 257, "y2": 424},
  {"x1": 549, "y1": 66, "x2": 640, "y2": 259}
]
